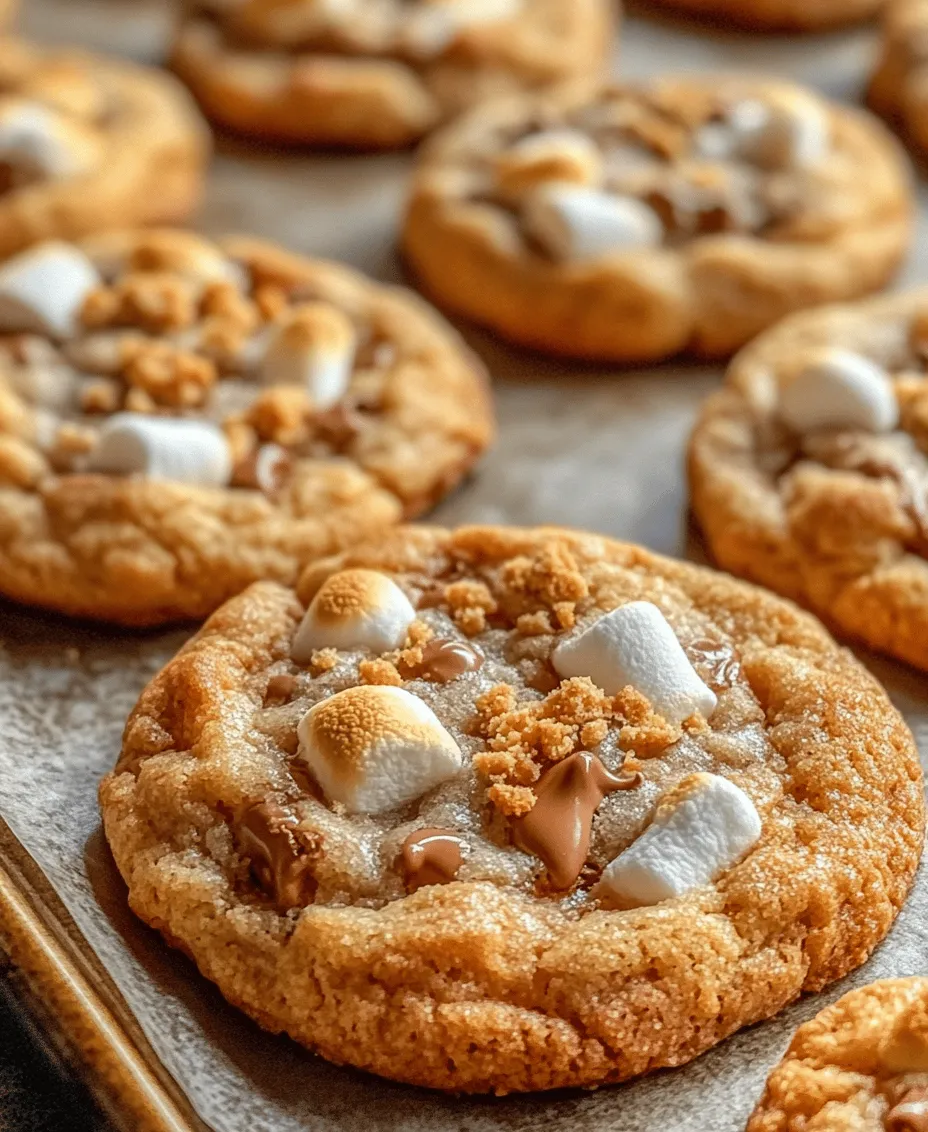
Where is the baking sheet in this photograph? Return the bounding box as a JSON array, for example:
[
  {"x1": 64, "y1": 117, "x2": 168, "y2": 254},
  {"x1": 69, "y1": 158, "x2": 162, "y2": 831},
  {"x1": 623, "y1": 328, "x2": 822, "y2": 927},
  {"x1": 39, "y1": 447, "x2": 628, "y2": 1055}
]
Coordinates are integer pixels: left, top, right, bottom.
[{"x1": 2, "y1": 2, "x2": 928, "y2": 1129}]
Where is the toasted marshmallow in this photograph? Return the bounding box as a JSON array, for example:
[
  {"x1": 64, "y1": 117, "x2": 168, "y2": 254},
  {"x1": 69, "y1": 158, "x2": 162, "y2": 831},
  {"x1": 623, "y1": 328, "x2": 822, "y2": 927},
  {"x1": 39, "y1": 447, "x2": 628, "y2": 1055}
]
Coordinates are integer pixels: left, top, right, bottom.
[
  {"x1": 0, "y1": 242, "x2": 101, "y2": 339},
  {"x1": 779, "y1": 348, "x2": 898, "y2": 434},
  {"x1": 553, "y1": 601, "x2": 717, "y2": 724},
  {"x1": 297, "y1": 685, "x2": 463, "y2": 813},
  {"x1": 0, "y1": 98, "x2": 100, "y2": 182},
  {"x1": 260, "y1": 302, "x2": 356, "y2": 409},
  {"x1": 600, "y1": 773, "x2": 762, "y2": 907},
  {"x1": 87, "y1": 414, "x2": 233, "y2": 487},
  {"x1": 292, "y1": 569, "x2": 415, "y2": 662},
  {"x1": 403, "y1": 0, "x2": 522, "y2": 55},
  {"x1": 694, "y1": 96, "x2": 828, "y2": 170},
  {"x1": 523, "y1": 184, "x2": 663, "y2": 262},
  {"x1": 495, "y1": 130, "x2": 603, "y2": 200}
]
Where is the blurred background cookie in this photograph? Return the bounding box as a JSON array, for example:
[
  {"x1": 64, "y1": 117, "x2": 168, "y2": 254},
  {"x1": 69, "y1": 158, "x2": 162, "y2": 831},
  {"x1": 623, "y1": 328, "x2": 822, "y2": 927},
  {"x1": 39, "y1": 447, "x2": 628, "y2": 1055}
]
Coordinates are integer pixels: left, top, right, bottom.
[
  {"x1": 640, "y1": 0, "x2": 884, "y2": 32},
  {"x1": 869, "y1": 0, "x2": 928, "y2": 157},
  {"x1": 0, "y1": 36, "x2": 209, "y2": 259},
  {"x1": 403, "y1": 77, "x2": 913, "y2": 363},
  {"x1": 171, "y1": 0, "x2": 617, "y2": 150},
  {"x1": 0, "y1": 229, "x2": 494, "y2": 625}
]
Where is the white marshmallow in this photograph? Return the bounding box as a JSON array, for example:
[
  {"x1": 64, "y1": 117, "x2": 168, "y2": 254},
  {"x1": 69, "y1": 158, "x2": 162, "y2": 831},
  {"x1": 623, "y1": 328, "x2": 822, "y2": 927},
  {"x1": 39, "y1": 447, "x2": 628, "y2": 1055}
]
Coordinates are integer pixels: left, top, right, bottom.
[
  {"x1": 0, "y1": 100, "x2": 96, "y2": 181},
  {"x1": 600, "y1": 773, "x2": 762, "y2": 907},
  {"x1": 0, "y1": 242, "x2": 101, "y2": 339},
  {"x1": 553, "y1": 601, "x2": 717, "y2": 725},
  {"x1": 292, "y1": 569, "x2": 416, "y2": 662},
  {"x1": 403, "y1": 0, "x2": 522, "y2": 55},
  {"x1": 87, "y1": 414, "x2": 233, "y2": 487},
  {"x1": 522, "y1": 184, "x2": 663, "y2": 262},
  {"x1": 260, "y1": 303, "x2": 356, "y2": 409},
  {"x1": 779, "y1": 348, "x2": 898, "y2": 434},
  {"x1": 297, "y1": 685, "x2": 463, "y2": 814},
  {"x1": 694, "y1": 97, "x2": 828, "y2": 170}
]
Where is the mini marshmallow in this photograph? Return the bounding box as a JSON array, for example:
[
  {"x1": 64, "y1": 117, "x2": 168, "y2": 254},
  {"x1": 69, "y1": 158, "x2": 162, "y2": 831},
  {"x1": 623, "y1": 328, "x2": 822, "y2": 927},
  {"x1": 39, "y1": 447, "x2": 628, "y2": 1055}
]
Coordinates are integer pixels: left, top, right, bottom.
[
  {"x1": 297, "y1": 685, "x2": 463, "y2": 813},
  {"x1": 87, "y1": 414, "x2": 233, "y2": 487},
  {"x1": 779, "y1": 348, "x2": 899, "y2": 434},
  {"x1": 522, "y1": 184, "x2": 663, "y2": 262},
  {"x1": 260, "y1": 303, "x2": 356, "y2": 409},
  {"x1": 403, "y1": 0, "x2": 522, "y2": 55},
  {"x1": 600, "y1": 773, "x2": 762, "y2": 907},
  {"x1": 0, "y1": 99, "x2": 99, "y2": 181},
  {"x1": 694, "y1": 96, "x2": 828, "y2": 170},
  {"x1": 553, "y1": 601, "x2": 717, "y2": 724},
  {"x1": 0, "y1": 242, "x2": 101, "y2": 339},
  {"x1": 292, "y1": 569, "x2": 416, "y2": 662},
  {"x1": 495, "y1": 130, "x2": 604, "y2": 199}
]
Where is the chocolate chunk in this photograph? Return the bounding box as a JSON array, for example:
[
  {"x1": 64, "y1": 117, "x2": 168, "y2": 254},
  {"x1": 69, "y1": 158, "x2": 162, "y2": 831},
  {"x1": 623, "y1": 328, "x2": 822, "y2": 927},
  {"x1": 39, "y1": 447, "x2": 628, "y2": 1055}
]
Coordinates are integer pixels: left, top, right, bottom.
[
  {"x1": 237, "y1": 800, "x2": 320, "y2": 913},
  {"x1": 400, "y1": 828, "x2": 465, "y2": 892},
  {"x1": 512, "y1": 752, "x2": 641, "y2": 891},
  {"x1": 888, "y1": 1086, "x2": 928, "y2": 1131},
  {"x1": 402, "y1": 638, "x2": 485, "y2": 683}
]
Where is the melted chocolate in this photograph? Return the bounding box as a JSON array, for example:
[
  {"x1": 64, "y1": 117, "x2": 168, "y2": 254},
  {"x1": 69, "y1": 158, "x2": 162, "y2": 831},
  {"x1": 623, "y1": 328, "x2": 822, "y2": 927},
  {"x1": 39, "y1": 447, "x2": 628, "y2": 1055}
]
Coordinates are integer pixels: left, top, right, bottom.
[
  {"x1": 401, "y1": 828, "x2": 465, "y2": 892},
  {"x1": 237, "y1": 800, "x2": 320, "y2": 913},
  {"x1": 404, "y1": 639, "x2": 485, "y2": 683},
  {"x1": 512, "y1": 753, "x2": 642, "y2": 891},
  {"x1": 888, "y1": 1087, "x2": 928, "y2": 1131}
]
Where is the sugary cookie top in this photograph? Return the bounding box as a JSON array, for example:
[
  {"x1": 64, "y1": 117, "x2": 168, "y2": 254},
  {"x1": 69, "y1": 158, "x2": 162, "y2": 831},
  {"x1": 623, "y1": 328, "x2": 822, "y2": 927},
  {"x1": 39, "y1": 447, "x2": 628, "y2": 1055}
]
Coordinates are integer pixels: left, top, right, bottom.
[
  {"x1": 112, "y1": 526, "x2": 921, "y2": 926},
  {"x1": 412, "y1": 76, "x2": 900, "y2": 264},
  {"x1": 689, "y1": 288, "x2": 928, "y2": 670},
  {"x1": 748, "y1": 978, "x2": 928, "y2": 1132}
]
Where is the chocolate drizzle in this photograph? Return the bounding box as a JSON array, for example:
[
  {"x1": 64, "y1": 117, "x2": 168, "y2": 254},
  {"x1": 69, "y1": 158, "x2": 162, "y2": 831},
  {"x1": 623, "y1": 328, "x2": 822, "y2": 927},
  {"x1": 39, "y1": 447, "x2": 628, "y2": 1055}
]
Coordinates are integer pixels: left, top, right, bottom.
[
  {"x1": 403, "y1": 638, "x2": 485, "y2": 683},
  {"x1": 512, "y1": 752, "x2": 642, "y2": 891},
  {"x1": 237, "y1": 800, "x2": 320, "y2": 913},
  {"x1": 400, "y1": 828, "x2": 465, "y2": 892},
  {"x1": 887, "y1": 1086, "x2": 928, "y2": 1131}
]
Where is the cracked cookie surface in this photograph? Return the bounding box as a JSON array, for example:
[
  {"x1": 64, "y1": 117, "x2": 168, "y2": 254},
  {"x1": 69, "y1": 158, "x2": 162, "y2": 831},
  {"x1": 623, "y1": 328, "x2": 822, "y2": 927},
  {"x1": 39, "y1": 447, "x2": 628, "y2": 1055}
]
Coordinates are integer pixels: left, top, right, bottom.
[
  {"x1": 171, "y1": 0, "x2": 615, "y2": 149},
  {"x1": 99, "y1": 525, "x2": 923, "y2": 1093},
  {"x1": 0, "y1": 37, "x2": 209, "y2": 258},
  {"x1": 689, "y1": 288, "x2": 928, "y2": 672},
  {"x1": 402, "y1": 76, "x2": 912, "y2": 363},
  {"x1": 0, "y1": 230, "x2": 493, "y2": 625},
  {"x1": 748, "y1": 978, "x2": 928, "y2": 1131}
]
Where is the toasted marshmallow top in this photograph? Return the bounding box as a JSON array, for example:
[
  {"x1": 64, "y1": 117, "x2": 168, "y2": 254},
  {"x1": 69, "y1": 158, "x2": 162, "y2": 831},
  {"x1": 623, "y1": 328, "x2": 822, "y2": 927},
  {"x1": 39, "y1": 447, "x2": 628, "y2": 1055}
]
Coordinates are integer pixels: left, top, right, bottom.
[
  {"x1": 260, "y1": 302, "x2": 357, "y2": 408},
  {"x1": 297, "y1": 685, "x2": 463, "y2": 813},
  {"x1": 292, "y1": 569, "x2": 417, "y2": 662}
]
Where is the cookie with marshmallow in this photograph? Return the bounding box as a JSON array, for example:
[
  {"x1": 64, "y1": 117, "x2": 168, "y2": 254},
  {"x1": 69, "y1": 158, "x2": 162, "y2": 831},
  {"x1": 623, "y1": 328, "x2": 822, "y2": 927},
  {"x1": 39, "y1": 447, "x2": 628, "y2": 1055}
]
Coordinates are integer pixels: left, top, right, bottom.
[
  {"x1": 0, "y1": 229, "x2": 493, "y2": 626},
  {"x1": 688, "y1": 287, "x2": 928, "y2": 671},
  {"x1": 404, "y1": 75, "x2": 910, "y2": 362},
  {"x1": 101, "y1": 524, "x2": 923, "y2": 1093},
  {"x1": 0, "y1": 38, "x2": 208, "y2": 262}
]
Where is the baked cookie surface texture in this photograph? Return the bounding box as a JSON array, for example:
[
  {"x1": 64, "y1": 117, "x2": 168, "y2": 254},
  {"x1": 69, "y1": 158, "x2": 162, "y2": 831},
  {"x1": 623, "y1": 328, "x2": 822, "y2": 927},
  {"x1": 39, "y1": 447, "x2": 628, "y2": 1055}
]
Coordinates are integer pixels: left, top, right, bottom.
[
  {"x1": 99, "y1": 525, "x2": 924, "y2": 1093},
  {"x1": 171, "y1": 0, "x2": 615, "y2": 149},
  {"x1": 643, "y1": 0, "x2": 884, "y2": 32},
  {"x1": 403, "y1": 77, "x2": 912, "y2": 363},
  {"x1": 748, "y1": 978, "x2": 928, "y2": 1131},
  {"x1": 0, "y1": 37, "x2": 209, "y2": 258},
  {"x1": 689, "y1": 289, "x2": 928, "y2": 671},
  {"x1": 0, "y1": 231, "x2": 493, "y2": 625},
  {"x1": 870, "y1": 0, "x2": 928, "y2": 157}
]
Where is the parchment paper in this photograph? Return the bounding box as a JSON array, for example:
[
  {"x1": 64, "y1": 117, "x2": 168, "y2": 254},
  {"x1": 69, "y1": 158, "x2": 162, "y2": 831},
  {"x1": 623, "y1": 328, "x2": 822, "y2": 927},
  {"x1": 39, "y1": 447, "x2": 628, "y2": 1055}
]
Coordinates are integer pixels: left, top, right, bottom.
[{"x1": 1, "y1": 3, "x2": 927, "y2": 1129}]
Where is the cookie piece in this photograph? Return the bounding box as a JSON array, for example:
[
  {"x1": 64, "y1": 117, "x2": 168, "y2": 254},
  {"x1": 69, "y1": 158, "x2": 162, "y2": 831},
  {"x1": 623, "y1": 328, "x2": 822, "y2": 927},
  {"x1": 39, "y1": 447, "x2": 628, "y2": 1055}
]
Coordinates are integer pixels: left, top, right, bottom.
[
  {"x1": 0, "y1": 231, "x2": 493, "y2": 625},
  {"x1": 403, "y1": 77, "x2": 912, "y2": 363},
  {"x1": 99, "y1": 525, "x2": 924, "y2": 1093},
  {"x1": 687, "y1": 288, "x2": 928, "y2": 671},
  {"x1": 869, "y1": 0, "x2": 928, "y2": 157},
  {"x1": 0, "y1": 38, "x2": 209, "y2": 259},
  {"x1": 642, "y1": 0, "x2": 883, "y2": 31},
  {"x1": 171, "y1": 0, "x2": 616, "y2": 150},
  {"x1": 748, "y1": 978, "x2": 928, "y2": 1131}
]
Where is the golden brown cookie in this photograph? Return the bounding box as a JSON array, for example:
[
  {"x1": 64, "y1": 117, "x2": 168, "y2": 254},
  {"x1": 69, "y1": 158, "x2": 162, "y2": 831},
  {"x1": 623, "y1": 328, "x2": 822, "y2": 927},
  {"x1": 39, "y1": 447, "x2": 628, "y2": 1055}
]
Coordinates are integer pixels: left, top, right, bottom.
[
  {"x1": 0, "y1": 231, "x2": 493, "y2": 626},
  {"x1": 99, "y1": 525, "x2": 924, "y2": 1094},
  {"x1": 171, "y1": 0, "x2": 616, "y2": 150},
  {"x1": 403, "y1": 77, "x2": 913, "y2": 364},
  {"x1": 643, "y1": 0, "x2": 883, "y2": 31},
  {"x1": 869, "y1": 0, "x2": 928, "y2": 157},
  {"x1": 0, "y1": 0, "x2": 16, "y2": 28},
  {"x1": 748, "y1": 978, "x2": 928, "y2": 1131},
  {"x1": 688, "y1": 288, "x2": 928, "y2": 672},
  {"x1": 0, "y1": 38, "x2": 209, "y2": 259}
]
